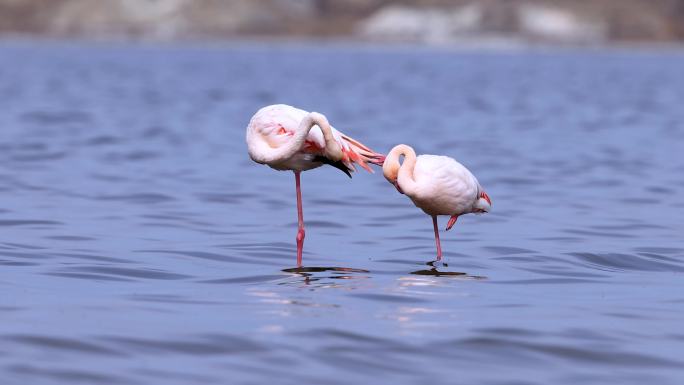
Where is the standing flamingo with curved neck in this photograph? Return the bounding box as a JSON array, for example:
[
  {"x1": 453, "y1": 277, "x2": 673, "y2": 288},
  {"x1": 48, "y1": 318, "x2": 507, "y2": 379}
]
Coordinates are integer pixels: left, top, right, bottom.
[
  {"x1": 383, "y1": 144, "x2": 491, "y2": 260},
  {"x1": 246, "y1": 104, "x2": 384, "y2": 266}
]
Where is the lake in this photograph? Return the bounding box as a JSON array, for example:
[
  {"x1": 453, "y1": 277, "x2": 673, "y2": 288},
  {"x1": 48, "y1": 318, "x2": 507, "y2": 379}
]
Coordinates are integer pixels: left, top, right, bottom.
[{"x1": 1, "y1": 41, "x2": 683, "y2": 384}]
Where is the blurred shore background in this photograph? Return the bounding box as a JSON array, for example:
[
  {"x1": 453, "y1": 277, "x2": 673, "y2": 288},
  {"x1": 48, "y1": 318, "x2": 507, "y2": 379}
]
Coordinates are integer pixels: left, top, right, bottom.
[{"x1": 1, "y1": 0, "x2": 684, "y2": 46}]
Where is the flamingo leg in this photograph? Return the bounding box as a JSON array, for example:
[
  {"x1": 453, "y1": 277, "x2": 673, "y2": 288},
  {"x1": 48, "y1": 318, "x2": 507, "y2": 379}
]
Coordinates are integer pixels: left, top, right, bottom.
[
  {"x1": 295, "y1": 171, "x2": 305, "y2": 267},
  {"x1": 432, "y1": 215, "x2": 442, "y2": 261}
]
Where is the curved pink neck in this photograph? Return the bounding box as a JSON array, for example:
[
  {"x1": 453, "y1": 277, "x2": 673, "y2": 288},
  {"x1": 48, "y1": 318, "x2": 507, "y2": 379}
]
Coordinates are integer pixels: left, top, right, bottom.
[{"x1": 383, "y1": 144, "x2": 419, "y2": 196}]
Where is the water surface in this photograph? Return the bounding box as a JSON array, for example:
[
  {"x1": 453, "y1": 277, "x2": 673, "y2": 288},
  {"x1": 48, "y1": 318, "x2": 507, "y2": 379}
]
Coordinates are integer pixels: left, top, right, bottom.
[{"x1": 1, "y1": 42, "x2": 683, "y2": 384}]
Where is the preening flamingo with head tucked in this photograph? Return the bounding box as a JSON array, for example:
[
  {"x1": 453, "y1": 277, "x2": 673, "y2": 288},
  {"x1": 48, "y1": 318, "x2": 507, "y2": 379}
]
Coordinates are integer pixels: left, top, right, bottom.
[
  {"x1": 383, "y1": 144, "x2": 491, "y2": 260},
  {"x1": 246, "y1": 104, "x2": 384, "y2": 266}
]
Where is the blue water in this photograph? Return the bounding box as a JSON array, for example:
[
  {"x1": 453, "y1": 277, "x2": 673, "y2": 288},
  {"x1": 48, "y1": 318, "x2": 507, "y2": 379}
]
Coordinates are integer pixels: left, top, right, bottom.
[{"x1": 1, "y1": 42, "x2": 684, "y2": 384}]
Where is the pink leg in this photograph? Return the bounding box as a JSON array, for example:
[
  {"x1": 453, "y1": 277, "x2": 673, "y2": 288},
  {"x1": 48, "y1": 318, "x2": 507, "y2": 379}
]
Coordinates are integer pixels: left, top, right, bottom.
[
  {"x1": 295, "y1": 171, "x2": 305, "y2": 267},
  {"x1": 432, "y1": 215, "x2": 442, "y2": 261}
]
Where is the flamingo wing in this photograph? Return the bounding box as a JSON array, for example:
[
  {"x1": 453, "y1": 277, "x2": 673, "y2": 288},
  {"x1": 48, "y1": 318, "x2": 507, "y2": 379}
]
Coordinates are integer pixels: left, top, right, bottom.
[
  {"x1": 304, "y1": 125, "x2": 385, "y2": 173},
  {"x1": 251, "y1": 104, "x2": 384, "y2": 173}
]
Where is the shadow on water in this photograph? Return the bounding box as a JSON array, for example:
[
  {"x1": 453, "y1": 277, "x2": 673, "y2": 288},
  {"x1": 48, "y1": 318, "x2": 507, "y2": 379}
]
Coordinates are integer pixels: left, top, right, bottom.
[
  {"x1": 280, "y1": 261, "x2": 487, "y2": 283},
  {"x1": 410, "y1": 260, "x2": 487, "y2": 279},
  {"x1": 281, "y1": 266, "x2": 371, "y2": 286}
]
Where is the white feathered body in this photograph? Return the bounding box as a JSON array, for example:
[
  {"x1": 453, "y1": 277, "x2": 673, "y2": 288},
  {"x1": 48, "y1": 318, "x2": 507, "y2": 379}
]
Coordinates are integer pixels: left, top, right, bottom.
[
  {"x1": 246, "y1": 104, "x2": 381, "y2": 173},
  {"x1": 402, "y1": 155, "x2": 481, "y2": 216}
]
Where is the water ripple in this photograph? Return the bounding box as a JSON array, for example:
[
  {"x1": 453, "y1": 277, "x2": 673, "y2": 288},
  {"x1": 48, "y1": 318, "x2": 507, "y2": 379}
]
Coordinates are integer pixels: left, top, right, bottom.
[
  {"x1": 0, "y1": 219, "x2": 62, "y2": 227},
  {"x1": 139, "y1": 250, "x2": 257, "y2": 265},
  {"x1": 95, "y1": 193, "x2": 175, "y2": 204},
  {"x1": 568, "y1": 252, "x2": 684, "y2": 272},
  {"x1": 8, "y1": 365, "x2": 129, "y2": 385},
  {"x1": 102, "y1": 335, "x2": 266, "y2": 355},
  {"x1": 55, "y1": 266, "x2": 192, "y2": 280},
  {"x1": 6, "y1": 335, "x2": 124, "y2": 357},
  {"x1": 349, "y1": 293, "x2": 428, "y2": 303},
  {"x1": 452, "y1": 337, "x2": 681, "y2": 367}
]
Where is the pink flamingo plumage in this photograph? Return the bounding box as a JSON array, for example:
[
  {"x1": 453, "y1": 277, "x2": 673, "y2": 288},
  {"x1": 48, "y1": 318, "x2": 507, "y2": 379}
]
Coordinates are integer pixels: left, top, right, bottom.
[
  {"x1": 383, "y1": 144, "x2": 491, "y2": 260},
  {"x1": 246, "y1": 104, "x2": 384, "y2": 266}
]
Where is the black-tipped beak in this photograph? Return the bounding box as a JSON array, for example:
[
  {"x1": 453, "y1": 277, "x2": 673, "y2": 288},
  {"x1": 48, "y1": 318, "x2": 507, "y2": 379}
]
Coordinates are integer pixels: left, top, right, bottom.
[
  {"x1": 393, "y1": 181, "x2": 404, "y2": 194},
  {"x1": 315, "y1": 156, "x2": 352, "y2": 178}
]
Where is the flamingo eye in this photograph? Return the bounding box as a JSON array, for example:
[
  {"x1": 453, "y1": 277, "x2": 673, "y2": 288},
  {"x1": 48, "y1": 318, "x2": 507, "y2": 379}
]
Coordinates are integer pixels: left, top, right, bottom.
[{"x1": 277, "y1": 126, "x2": 287, "y2": 135}]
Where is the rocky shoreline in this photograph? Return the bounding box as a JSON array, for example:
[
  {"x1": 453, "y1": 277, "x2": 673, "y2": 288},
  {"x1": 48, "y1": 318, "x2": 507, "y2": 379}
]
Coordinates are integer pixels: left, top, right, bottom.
[{"x1": 1, "y1": 0, "x2": 683, "y2": 44}]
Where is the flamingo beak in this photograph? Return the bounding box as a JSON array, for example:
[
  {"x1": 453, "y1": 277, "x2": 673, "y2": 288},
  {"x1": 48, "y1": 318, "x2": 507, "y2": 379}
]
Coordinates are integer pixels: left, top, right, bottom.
[{"x1": 393, "y1": 181, "x2": 404, "y2": 194}]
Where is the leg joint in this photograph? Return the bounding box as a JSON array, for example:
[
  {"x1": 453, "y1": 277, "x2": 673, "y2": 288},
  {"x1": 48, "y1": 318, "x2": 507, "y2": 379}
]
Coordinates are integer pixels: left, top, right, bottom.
[{"x1": 296, "y1": 228, "x2": 306, "y2": 242}]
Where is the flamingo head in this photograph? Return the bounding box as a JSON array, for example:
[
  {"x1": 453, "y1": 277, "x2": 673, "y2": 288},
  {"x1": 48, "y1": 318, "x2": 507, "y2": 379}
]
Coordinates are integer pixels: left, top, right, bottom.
[
  {"x1": 382, "y1": 163, "x2": 399, "y2": 191},
  {"x1": 382, "y1": 151, "x2": 403, "y2": 193},
  {"x1": 383, "y1": 173, "x2": 405, "y2": 194},
  {"x1": 472, "y1": 190, "x2": 492, "y2": 214}
]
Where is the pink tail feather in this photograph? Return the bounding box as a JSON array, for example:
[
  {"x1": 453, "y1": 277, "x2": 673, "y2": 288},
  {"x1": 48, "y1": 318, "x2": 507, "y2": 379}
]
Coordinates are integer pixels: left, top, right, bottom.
[{"x1": 341, "y1": 134, "x2": 385, "y2": 173}]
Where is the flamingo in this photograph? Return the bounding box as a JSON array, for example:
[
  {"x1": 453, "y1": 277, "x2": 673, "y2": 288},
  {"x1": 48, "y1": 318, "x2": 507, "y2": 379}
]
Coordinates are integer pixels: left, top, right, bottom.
[
  {"x1": 382, "y1": 144, "x2": 491, "y2": 260},
  {"x1": 246, "y1": 104, "x2": 384, "y2": 266}
]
